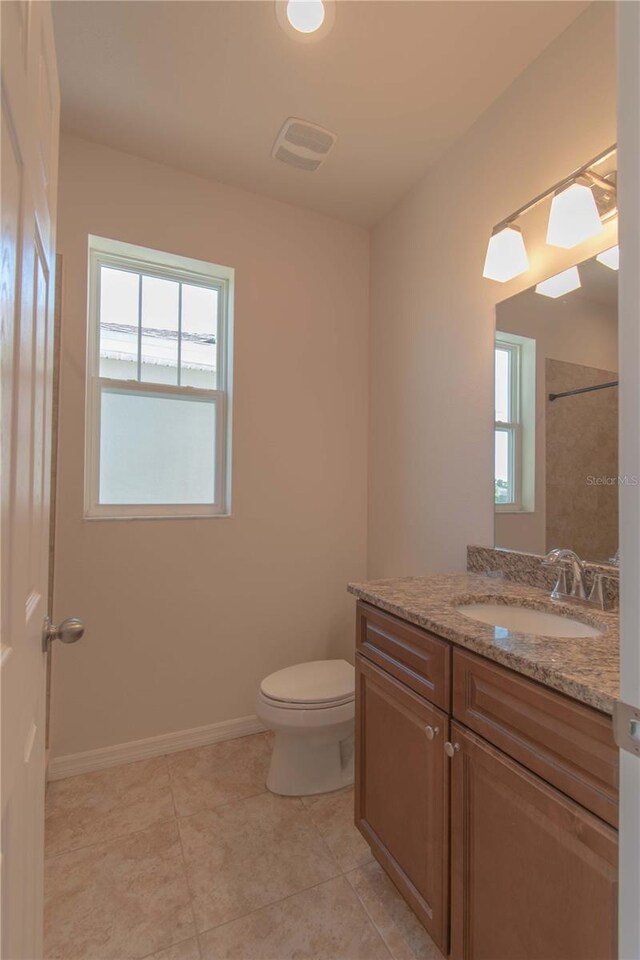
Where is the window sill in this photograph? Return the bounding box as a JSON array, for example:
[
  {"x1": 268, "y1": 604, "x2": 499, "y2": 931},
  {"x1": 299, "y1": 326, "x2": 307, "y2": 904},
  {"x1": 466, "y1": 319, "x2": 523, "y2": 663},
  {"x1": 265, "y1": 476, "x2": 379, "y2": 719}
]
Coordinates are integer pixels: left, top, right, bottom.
[{"x1": 83, "y1": 510, "x2": 232, "y2": 521}]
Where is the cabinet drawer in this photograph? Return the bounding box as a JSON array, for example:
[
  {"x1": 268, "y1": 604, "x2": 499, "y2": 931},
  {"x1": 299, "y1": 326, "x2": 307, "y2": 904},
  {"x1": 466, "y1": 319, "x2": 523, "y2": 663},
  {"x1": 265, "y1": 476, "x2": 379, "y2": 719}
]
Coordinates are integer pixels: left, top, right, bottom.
[
  {"x1": 452, "y1": 649, "x2": 618, "y2": 827},
  {"x1": 356, "y1": 602, "x2": 450, "y2": 711}
]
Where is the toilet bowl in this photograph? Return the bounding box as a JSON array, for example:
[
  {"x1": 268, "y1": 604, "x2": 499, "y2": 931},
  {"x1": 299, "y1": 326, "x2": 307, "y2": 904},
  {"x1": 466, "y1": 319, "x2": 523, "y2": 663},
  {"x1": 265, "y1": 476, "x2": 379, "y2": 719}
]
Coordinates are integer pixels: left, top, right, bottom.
[{"x1": 256, "y1": 659, "x2": 355, "y2": 797}]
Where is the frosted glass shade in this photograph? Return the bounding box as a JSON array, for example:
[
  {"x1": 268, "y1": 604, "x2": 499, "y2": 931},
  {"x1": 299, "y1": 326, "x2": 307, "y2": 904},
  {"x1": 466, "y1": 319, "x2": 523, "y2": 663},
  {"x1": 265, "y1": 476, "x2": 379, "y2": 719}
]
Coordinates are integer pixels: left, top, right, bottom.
[
  {"x1": 482, "y1": 226, "x2": 529, "y2": 282},
  {"x1": 287, "y1": 1, "x2": 325, "y2": 32},
  {"x1": 596, "y1": 245, "x2": 619, "y2": 270},
  {"x1": 546, "y1": 183, "x2": 603, "y2": 249},
  {"x1": 535, "y1": 266, "x2": 581, "y2": 299}
]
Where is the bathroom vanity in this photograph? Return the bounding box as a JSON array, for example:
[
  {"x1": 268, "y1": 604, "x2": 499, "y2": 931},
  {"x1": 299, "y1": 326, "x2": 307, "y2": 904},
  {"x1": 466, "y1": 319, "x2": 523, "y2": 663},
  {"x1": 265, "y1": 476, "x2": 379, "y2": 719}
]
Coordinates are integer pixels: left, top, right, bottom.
[{"x1": 349, "y1": 572, "x2": 619, "y2": 960}]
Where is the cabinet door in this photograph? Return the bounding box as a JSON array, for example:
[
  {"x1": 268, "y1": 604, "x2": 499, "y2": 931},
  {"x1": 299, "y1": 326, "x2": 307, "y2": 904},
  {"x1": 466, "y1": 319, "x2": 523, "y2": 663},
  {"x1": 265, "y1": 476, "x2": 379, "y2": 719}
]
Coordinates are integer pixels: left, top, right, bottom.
[
  {"x1": 355, "y1": 653, "x2": 449, "y2": 951},
  {"x1": 450, "y1": 722, "x2": 618, "y2": 960}
]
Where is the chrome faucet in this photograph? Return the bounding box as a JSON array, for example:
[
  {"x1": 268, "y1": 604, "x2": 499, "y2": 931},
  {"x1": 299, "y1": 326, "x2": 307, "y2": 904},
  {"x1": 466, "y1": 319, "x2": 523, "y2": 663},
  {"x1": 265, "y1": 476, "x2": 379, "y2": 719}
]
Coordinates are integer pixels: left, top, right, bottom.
[
  {"x1": 543, "y1": 548, "x2": 618, "y2": 611},
  {"x1": 543, "y1": 548, "x2": 588, "y2": 601}
]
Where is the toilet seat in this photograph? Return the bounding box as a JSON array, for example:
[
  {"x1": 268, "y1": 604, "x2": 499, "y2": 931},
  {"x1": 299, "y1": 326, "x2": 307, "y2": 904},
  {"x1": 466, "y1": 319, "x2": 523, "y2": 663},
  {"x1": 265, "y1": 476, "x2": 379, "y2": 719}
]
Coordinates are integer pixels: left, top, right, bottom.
[
  {"x1": 258, "y1": 690, "x2": 354, "y2": 710},
  {"x1": 259, "y1": 659, "x2": 354, "y2": 709}
]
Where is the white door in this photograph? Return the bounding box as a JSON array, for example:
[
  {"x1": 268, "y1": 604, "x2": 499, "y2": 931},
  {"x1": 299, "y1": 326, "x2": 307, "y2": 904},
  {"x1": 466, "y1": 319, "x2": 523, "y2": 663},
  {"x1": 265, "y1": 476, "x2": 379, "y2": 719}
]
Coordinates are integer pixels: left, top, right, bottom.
[
  {"x1": 617, "y1": 4, "x2": 640, "y2": 959},
  {"x1": 1, "y1": 2, "x2": 60, "y2": 956}
]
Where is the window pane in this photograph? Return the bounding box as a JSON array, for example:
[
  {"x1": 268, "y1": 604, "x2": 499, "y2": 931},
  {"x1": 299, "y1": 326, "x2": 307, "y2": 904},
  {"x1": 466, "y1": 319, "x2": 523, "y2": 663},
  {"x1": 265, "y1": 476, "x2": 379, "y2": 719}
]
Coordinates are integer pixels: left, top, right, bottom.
[
  {"x1": 180, "y1": 283, "x2": 218, "y2": 388},
  {"x1": 99, "y1": 267, "x2": 139, "y2": 379},
  {"x1": 495, "y1": 347, "x2": 510, "y2": 422},
  {"x1": 495, "y1": 428, "x2": 512, "y2": 504},
  {"x1": 99, "y1": 388, "x2": 216, "y2": 504},
  {"x1": 140, "y1": 275, "x2": 179, "y2": 385}
]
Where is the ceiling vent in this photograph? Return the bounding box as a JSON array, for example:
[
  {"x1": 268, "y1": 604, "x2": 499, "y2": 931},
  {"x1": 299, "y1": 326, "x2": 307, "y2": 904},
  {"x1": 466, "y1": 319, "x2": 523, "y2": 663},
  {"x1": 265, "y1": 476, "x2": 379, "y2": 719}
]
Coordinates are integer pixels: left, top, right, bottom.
[{"x1": 272, "y1": 117, "x2": 336, "y2": 172}]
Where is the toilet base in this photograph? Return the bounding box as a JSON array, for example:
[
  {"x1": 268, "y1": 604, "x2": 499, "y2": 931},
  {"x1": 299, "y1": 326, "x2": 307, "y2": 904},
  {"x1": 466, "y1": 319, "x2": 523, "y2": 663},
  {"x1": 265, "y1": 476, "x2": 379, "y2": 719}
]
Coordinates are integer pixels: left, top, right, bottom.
[{"x1": 266, "y1": 730, "x2": 354, "y2": 797}]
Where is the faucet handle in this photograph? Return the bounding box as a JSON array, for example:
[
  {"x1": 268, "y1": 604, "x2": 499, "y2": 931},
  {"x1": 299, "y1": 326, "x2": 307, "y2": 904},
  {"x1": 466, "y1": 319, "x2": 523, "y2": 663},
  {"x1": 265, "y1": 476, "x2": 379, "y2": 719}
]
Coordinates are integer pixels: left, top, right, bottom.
[
  {"x1": 569, "y1": 569, "x2": 588, "y2": 601},
  {"x1": 588, "y1": 573, "x2": 606, "y2": 610},
  {"x1": 542, "y1": 560, "x2": 569, "y2": 600}
]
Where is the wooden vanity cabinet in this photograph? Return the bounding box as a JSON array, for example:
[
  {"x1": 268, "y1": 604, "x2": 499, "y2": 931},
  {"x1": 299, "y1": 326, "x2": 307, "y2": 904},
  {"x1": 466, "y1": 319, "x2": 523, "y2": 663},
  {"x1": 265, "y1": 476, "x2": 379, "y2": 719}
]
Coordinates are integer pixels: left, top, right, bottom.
[
  {"x1": 354, "y1": 601, "x2": 619, "y2": 960},
  {"x1": 449, "y1": 722, "x2": 618, "y2": 960},
  {"x1": 355, "y1": 653, "x2": 450, "y2": 952}
]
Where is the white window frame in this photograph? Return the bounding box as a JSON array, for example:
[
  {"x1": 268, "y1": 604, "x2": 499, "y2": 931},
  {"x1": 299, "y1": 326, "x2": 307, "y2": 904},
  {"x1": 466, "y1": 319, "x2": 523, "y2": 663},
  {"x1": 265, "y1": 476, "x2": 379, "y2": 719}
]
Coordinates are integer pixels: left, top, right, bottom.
[
  {"x1": 495, "y1": 338, "x2": 522, "y2": 512},
  {"x1": 494, "y1": 331, "x2": 536, "y2": 515},
  {"x1": 84, "y1": 236, "x2": 234, "y2": 519}
]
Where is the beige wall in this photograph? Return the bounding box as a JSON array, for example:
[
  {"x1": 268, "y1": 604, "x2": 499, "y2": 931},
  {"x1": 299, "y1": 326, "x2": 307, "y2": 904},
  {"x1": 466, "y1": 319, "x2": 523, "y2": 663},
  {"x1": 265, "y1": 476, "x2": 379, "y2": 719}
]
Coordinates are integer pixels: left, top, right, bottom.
[
  {"x1": 51, "y1": 135, "x2": 369, "y2": 757},
  {"x1": 368, "y1": 2, "x2": 617, "y2": 578}
]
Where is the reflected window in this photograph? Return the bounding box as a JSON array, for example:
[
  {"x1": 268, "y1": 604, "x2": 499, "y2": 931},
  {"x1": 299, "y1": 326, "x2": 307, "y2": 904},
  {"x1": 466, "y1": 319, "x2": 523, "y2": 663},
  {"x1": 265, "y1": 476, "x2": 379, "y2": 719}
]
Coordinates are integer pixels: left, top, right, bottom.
[
  {"x1": 494, "y1": 333, "x2": 535, "y2": 512},
  {"x1": 494, "y1": 341, "x2": 519, "y2": 506}
]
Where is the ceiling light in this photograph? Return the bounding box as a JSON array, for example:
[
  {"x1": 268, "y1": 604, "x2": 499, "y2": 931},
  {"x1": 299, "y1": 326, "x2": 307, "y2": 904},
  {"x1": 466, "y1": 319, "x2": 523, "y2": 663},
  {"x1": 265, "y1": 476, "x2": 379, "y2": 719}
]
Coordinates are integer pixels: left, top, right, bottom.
[
  {"x1": 482, "y1": 225, "x2": 529, "y2": 283},
  {"x1": 286, "y1": 0, "x2": 325, "y2": 33},
  {"x1": 596, "y1": 245, "x2": 619, "y2": 270},
  {"x1": 546, "y1": 182, "x2": 603, "y2": 249},
  {"x1": 535, "y1": 266, "x2": 581, "y2": 299}
]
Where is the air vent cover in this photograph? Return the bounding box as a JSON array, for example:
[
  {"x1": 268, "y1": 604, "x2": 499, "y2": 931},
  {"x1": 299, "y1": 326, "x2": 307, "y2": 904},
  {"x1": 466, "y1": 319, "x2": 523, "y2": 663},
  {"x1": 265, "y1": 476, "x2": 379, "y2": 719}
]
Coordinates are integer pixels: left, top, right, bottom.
[{"x1": 272, "y1": 117, "x2": 336, "y2": 172}]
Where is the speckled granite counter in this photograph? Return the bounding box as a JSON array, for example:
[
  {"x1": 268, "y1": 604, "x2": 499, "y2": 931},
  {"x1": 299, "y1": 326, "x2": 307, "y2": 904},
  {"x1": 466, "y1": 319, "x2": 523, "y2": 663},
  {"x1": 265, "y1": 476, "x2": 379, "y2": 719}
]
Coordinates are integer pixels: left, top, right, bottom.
[{"x1": 348, "y1": 573, "x2": 619, "y2": 715}]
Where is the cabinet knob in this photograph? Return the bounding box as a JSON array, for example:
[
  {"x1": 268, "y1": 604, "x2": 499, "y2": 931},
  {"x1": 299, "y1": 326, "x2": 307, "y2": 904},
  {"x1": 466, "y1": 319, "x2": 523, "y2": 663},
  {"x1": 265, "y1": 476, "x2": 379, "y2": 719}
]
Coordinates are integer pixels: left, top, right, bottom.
[
  {"x1": 425, "y1": 725, "x2": 439, "y2": 740},
  {"x1": 444, "y1": 741, "x2": 460, "y2": 758}
]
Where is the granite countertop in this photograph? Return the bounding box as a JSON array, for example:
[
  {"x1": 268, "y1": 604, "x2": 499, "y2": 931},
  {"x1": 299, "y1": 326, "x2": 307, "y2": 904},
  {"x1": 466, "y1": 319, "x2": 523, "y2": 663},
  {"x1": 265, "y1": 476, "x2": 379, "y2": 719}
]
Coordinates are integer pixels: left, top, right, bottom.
[{"x1": 347, "y1": 573, "x2": 619, "y2": 715}]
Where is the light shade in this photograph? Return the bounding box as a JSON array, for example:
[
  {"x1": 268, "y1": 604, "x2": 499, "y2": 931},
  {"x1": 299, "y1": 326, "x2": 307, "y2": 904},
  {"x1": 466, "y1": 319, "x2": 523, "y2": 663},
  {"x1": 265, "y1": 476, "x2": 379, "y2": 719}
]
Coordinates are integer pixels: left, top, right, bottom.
[
  {"x1": 596, "y1": 245, "x2": 619, "y2": 270},
  {"x1": 535, "y1": 266, "x2": 581, "y2": 299},
  {"x1": 546, "y1": 182, "x2": 603, "y2": 249},
  {"x1": 286, "y1": 0, "x2": 325, "y2": 32},
  {"x1": 482, "y1": 225, "x2": 529, "y2": 282}
]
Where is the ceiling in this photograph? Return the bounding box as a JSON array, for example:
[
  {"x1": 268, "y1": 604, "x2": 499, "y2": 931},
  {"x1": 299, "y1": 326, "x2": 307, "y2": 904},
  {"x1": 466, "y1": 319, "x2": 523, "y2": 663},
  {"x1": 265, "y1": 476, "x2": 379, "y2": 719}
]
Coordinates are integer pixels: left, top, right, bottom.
[{"x1": 53, "y1": 0, "x2": 589, "y2": 226}]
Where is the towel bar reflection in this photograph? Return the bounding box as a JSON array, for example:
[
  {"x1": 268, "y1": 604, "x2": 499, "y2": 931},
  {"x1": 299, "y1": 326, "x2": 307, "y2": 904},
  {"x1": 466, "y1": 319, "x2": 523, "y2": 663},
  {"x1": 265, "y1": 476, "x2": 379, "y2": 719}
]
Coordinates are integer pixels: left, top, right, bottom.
[{"x1": 548, "y1": 380, "x2": 619, "y2": 402}]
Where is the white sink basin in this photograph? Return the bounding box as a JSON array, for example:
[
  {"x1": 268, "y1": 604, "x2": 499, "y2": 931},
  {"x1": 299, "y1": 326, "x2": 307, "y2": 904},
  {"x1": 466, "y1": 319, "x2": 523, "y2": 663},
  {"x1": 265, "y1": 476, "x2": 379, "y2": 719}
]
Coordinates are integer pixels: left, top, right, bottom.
[{"x1": 455, "y1": 603, "x2": 605, "y2": 638}]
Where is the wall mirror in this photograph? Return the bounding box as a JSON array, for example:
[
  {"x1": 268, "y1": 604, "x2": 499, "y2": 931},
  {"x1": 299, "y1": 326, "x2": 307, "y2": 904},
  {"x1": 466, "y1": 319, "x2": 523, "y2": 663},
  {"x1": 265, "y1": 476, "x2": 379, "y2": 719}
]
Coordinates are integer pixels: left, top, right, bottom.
[{"x1": 494, "y1": 248, "x2": 618, "y2": 565}]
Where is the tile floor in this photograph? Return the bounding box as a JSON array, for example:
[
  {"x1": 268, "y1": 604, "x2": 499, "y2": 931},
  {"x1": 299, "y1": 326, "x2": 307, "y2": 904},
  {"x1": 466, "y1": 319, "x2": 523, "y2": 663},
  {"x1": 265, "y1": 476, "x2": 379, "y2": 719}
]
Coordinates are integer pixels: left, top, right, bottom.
[{"x1": 44, "y1": 733, "x2": 445, "y2": 960}]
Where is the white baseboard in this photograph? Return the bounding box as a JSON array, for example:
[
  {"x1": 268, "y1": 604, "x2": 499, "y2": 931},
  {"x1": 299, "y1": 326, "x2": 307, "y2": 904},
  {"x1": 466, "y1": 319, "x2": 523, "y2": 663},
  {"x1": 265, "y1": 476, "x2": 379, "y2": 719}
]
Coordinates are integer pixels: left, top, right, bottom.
[{"x1": 47, "y1": 714, "x2": 267, "y2": 781}]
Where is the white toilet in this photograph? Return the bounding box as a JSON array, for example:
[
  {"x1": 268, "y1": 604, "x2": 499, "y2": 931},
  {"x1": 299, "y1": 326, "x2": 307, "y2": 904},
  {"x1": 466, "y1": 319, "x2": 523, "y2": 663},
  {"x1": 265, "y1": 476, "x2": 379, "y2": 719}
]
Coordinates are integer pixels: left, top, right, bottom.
[{"x1": 256, "y1": 659, "x2": 355, "y2": 797}]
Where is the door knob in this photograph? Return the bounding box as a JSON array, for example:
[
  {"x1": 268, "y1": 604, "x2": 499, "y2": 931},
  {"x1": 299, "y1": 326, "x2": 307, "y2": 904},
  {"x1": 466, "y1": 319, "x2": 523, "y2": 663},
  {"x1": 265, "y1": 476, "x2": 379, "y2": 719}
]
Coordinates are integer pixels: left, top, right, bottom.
[
  {"x1": 42, "y1": 616, "x2": 85, "y2": 652},
  {"x1": 444, "y1": 741, "x2": 460, "y2": 758},
  {"x1": 425, "y1": 725, "x2": 439, "y2": 740}
]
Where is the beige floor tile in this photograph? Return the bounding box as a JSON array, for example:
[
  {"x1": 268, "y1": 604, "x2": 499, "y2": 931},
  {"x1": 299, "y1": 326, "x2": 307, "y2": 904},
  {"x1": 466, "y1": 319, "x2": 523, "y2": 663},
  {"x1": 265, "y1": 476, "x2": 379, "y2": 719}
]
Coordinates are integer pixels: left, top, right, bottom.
[
  {"x1": 44, "y1": 820, "x2": 195, "y2": 960},
  {"x1": 45, "y1": 757, "x2": 175, "y2": 857},
  {"x1": 301, "y1": 786, "x2": 373, "y2": 873},
  {"x1": 199, "y1": 876, "x2": 391, "y2": 960},
  {"x1": 167, "y1": 734, "x2": 270, "y2": 817},
  {"x1": 178, "y1": 792, "x2": 341, "y2": 932},
  {"x1": 346, "y1": 861, "x2": 445, "y2": 960},
  {"x1": 144, "y1": 937, "x2": 201, "y2": 960}
]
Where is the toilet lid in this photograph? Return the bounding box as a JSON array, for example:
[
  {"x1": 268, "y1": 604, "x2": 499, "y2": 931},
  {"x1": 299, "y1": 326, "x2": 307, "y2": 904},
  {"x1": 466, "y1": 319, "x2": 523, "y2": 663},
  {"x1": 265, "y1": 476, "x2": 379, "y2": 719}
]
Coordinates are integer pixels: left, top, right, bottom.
[{"x1": 260, "y1": 660, "x2": 355, "y2": 705}]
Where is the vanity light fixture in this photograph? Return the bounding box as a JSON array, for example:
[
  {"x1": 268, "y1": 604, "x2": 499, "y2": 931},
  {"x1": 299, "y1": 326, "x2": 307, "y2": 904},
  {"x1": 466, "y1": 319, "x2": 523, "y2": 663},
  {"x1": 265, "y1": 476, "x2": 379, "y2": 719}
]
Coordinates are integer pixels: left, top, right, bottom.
[
  {"x1": 482, "y1": 143, "x2": 616, "y2": 281},
  {"x1": 596, "y1": 245, "x2": 620, "y2": 270},
  {"x1": 535, "y1": 266, "x2": 581, "y2": 299},
  {"x1": 482, "y1": 225, "x2": 529, "y2": 282},
  {"x1": 546, "y1": 181, "x2": 603, "y2": 249}
]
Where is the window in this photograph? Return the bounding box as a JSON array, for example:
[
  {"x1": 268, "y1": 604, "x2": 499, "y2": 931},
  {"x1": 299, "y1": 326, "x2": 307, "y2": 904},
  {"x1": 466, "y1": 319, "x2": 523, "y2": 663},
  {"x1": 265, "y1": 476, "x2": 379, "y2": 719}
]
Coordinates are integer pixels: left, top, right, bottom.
[
  {"x1": 494, "y1": 339, "x2": 520, "y2": 507},
  {"x1": 85, "y1": 236, "x2": 233, "y2": 518},
  {"x1": 494, "y1": 332, "x2": 535, "y2": 513}
]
